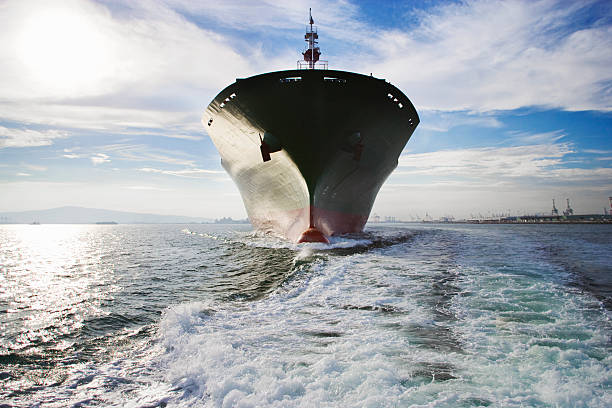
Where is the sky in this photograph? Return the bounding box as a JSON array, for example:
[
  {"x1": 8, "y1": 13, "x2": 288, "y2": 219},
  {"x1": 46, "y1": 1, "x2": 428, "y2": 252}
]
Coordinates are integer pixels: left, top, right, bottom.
[{"x1": 0, "y1": 0, "x2": 611, "y2": 220}]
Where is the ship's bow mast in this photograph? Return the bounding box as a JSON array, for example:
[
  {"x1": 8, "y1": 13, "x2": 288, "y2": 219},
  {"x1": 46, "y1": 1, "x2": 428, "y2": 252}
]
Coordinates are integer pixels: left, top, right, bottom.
[{"x1": 298, "y1": 9, "x2": 328, "y2": 70}]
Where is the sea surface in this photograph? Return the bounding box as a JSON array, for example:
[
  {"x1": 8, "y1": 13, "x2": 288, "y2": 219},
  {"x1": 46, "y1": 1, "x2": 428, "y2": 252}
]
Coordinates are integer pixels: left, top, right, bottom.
[{"x1": 0, "y1": 223, "x2": 610, "y2": 407}]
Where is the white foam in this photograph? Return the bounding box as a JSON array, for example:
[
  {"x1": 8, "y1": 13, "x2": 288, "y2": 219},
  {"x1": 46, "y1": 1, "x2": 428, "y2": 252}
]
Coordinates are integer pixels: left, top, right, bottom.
[{"x1": 111, "y1": 248, "x2": 454, "y2": 406}]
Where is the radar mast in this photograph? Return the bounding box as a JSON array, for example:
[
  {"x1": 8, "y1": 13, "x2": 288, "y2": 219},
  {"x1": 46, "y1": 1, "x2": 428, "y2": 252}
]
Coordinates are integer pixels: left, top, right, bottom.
[{"x1": 298, "y1": 9, "x2": 328, "y2": 69}]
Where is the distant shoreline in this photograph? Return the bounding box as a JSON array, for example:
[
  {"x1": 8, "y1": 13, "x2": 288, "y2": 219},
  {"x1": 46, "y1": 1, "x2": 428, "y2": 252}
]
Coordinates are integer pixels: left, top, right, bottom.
[
  {"x1": 1, "y1": 220, "x2": 611, "y2": 225},
  {"x1": 422, "y1": 220, "x2": 612, "y2": 225},
  {"x1": 1, "y1": 221, "x2": 251, "y2": 226}
]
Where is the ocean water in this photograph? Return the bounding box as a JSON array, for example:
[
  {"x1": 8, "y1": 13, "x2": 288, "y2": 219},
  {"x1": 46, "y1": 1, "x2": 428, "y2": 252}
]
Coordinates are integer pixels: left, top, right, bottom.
[{"x1": 0, "y1": 223, "x2": 610, "y2": 407}]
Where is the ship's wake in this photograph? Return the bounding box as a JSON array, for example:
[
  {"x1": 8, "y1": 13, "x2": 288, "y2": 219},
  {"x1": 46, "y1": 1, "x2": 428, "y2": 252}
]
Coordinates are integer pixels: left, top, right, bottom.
[
  {"x1": 182, "y1": 225, "x2": 419, "y2": 256},
  {"x1": 323, "y1": 230, "x2": 418, "y2": 255}
]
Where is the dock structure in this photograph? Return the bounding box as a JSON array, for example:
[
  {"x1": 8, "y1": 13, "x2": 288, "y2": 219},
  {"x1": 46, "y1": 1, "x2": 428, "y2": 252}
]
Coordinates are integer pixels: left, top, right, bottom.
[{"x1": 466, "y1": 214, "x2": 612, "y2": 224}]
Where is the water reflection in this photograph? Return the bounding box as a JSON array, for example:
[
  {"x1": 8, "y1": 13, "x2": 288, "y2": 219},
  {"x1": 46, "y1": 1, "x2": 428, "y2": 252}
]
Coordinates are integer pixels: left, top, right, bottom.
[
  {"x1": 0, "y1": 225, "x2": 121, "y2": 398},
  {"x1": 1, "y1": 225, "x2": 116, "y2": 349}
]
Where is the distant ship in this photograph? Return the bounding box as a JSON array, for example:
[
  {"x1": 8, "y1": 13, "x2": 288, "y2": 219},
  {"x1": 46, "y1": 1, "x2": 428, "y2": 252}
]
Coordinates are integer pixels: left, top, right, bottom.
[{"x1": 203, "y1": 11, "x2": 419, "y2": 243}]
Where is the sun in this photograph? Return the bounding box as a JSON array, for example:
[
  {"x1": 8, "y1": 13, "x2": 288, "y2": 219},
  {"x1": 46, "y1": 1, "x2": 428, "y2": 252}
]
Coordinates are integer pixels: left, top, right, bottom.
[{"x1": 17, "y1": 5, "x2": 111, "y2": 96}]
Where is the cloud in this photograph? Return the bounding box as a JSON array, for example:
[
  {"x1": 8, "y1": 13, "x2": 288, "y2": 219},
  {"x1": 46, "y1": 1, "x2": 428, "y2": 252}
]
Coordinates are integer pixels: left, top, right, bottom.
[
  {"x1": 583, "y1": 149, "x2": 612, "y2": 154},
  {"x1": 396, "y1": 139, "x2": 612, "y2": 190},
  {"x1": 379, "y1": 156, "x2": 612, "y2": 218},
  {"x1": 398, "y1": 142, "x2": 574, "y2": 178},
  {"x1": 16, "y1": 172, "x2": 30, "y2": 177},
  {"x1": 510, "y1": 130, "x2": 567, "y2": 144},
  {"x1": 155, "y1": 0, "x2": 612, "y2": 113},
  {"x1": 0, "y1": 0, "x2": 254, "y2": 136},
  {"x1": 60, "y1": 143, "x2": 205, "y2": 168},
  {"x1": 0, "y1": 0, "x2": 251, "y2": 99},
  {"x1": 125, "y1": 185, "x2": 172, "y2": 191},
  {"x1": 139, "y1": 167, "x2": 226, "y2": 178},
  {"x1": 2, "y1": 0, "x2": 608, "y2": 141},
  {"x1": 95, "y1": 143, "x2": 200, "y2": 167},
  {"x1": 417, "y1": 110, "x2": 504, "y2": 132},
  {"x1": 0, "y1": 126, "x2": 68, "y2": 148},
  {"x1": 546, "y1": 166, "x2": 612, "y2": 181},
  {"x1": 91, "y1": 153, "x2": 110, "y2": 165},
  {"x1": 164, "y1": 0, "x2": 360, "y2": 36},
  {"x1": 367, "y1": 0, "x2": 612, "y2": 112},
  {"x1": 23, "y1": 163, "x2": 47, "y2": 171},
  {"x1": 0, "y1": 101, "x2": 206, "y2": 137},
  {"x1": 382, "y1": 179, "x2": 512, "y2": 192}
]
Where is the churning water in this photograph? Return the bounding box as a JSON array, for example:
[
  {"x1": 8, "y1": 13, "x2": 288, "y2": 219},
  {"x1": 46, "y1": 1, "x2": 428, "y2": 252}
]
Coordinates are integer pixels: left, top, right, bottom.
[{"x1": 0, "y1": 223, "x2": 610, "y2": 407}]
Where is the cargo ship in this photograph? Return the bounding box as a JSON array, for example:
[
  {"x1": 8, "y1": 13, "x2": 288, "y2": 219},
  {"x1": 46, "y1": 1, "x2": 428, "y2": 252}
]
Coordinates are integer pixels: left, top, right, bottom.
[{"x1": 203, "y1": 11, "x2": 419, "y2": 243}]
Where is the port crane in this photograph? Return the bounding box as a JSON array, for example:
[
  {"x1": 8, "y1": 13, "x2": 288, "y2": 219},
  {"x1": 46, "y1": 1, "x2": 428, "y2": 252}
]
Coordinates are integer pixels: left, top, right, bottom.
[
  {"x1": 563, "y1": 198, "x2": 574, "y2": 216},
  {"x1": 551, "y1": 199, "x2": 559, "y2": 216}
]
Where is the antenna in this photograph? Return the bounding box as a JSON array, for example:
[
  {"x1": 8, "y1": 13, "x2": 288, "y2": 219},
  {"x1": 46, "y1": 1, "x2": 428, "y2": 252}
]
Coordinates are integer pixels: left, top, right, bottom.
[{"x1": 298, "y1": 9, "x2": 327, "y2": 69}]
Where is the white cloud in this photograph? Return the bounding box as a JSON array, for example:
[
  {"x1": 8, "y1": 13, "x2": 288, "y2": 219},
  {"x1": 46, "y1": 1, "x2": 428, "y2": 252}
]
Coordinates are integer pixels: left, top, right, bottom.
[
  {"x1": 0, "y1": 101, "x2": 205, "y2": 137},
  {"x1": 91, "y1": 153, "x2": 110, "y2": 165},
  {"x1": 16, "y1": 172, "x2": 30, "y2": 177},
  {"x1": 385, "y1": 140, "x2": 612, "y2": 217},
  {"x1": 398, "y1": 142, "x2": 574, "y2": 179},
  {"x1": 59, "y1": 143, "x2": 205, "y2": 167},
  {"x1": 23, "y1": 163, "x2": 47, "y2": 171},
  {"x1": 546, "y1": 167, "x2": 612, "y2": 181},
  {"x1": 139, "y1": 167, "x2": 226, "y2": 178},
  {"x1": 583, "y1": 149, "x2": 612, "y2": 154},
  {"x1": 0, "y1": 0, "x2": 251, "y2": 100},
  {"x1": 95, "y1": 143, "x2": 200, "y2": 167},
  {"x1": 1, "y1": 0, "x2": 607, "y2": 139},
  {"x1": 151, "y1": 0, "x2": 612, "y2": 113},
  {"x1": 164, "y1": 0, "x2": 360, "y2": 36},
  {"x1": 367, "y1": 0, "x2": 612, "y2": 112},
  {"x1": 0, "y1": 126, "x2": 68, "y2": 148},
  {"x1": 373, "y1": 177, "x2": 612, "y2": 219},
  {"x1": 0, "y1": 0, "x2": 255, "y2": 135},
  {"x1": 509, "y1": 130, "x2": 567, "y2": 144},
  {"x1": 125, "y1": 185, "x2": 172, "y2": 191},
  {"x1": 417, "y1": 110, "x2": 503, "y2": 132}
]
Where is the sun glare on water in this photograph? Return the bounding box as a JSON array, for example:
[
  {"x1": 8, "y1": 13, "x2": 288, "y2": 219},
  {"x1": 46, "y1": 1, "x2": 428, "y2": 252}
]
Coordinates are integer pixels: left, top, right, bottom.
[{"x1": 17, "y1": 5, "x2": 112, "y2": 95}]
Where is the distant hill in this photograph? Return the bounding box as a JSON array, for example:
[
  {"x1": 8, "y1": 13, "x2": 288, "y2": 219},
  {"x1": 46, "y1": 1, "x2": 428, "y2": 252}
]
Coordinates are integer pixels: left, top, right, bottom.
[{"x1": 0, "y1": 206, "x2": 214, "y2": 224}]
